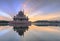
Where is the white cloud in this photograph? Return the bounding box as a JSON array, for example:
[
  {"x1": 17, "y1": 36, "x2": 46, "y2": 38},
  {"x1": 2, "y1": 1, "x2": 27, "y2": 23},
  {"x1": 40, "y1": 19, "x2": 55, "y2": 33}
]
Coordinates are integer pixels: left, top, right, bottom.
[{"x1": 0, "y1": 11, "x2": 12, "y2": 19}]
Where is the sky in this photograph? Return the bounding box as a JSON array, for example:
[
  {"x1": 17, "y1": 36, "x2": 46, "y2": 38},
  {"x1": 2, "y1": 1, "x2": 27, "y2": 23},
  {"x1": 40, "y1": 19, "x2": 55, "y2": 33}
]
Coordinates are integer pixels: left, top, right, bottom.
[{"x1": 0, "y1": 0, "x2": 60, "y2": 21}]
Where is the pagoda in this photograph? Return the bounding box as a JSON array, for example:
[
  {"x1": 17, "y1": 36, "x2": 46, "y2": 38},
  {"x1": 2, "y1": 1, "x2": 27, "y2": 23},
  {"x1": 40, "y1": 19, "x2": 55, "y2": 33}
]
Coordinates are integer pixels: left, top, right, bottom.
[{"x1": 9, "y1": 10, "x2": 31, "y2": 27}]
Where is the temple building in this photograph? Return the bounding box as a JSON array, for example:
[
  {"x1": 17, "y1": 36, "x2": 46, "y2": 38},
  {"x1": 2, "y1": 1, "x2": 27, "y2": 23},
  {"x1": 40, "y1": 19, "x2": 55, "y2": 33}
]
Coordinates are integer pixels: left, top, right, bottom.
[
  {"x1": 13, "y1": 10, "x2": 28, "y2": 22},
  {"x1": 9, "y1": 10, "x2": 31, "y2": 27}
]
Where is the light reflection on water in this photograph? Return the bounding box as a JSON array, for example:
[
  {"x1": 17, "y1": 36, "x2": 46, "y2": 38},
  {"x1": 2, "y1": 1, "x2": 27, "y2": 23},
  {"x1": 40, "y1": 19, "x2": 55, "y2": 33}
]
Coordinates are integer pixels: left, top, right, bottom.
[{"x1": 0, "y1": 25, "x2": 60, "y2": 41}]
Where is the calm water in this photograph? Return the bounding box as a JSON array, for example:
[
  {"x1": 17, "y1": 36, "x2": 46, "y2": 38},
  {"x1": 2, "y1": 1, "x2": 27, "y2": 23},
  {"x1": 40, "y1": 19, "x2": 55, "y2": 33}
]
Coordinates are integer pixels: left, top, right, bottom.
[{"x1": 0, "y1": 25, "x2": 60, "y2": 41}]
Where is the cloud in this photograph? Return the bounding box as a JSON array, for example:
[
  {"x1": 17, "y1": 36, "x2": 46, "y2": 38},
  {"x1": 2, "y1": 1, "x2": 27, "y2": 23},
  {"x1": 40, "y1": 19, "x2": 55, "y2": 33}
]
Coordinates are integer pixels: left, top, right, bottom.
[
  {"x1": 0, "y1": 11, "x2": 12, "y2": 20},
  {"x1": 29, "y1": 12, "x2": 60, "y2": 21},
  {"x1": 0, "y1": 11, "x2": 12, "y2": 18},
  {"x1": 0, "y1": 0, "x2": 60, "y2": 20},
  {"x1": 0, "y1": 16, "x2": 12, "y2": 21},
  {"x1": 28, "y1": 0, "x2": 60, "y2": 10},
  {"x1": 23, "y1": 0, "x2": 60, "y2": 16}
]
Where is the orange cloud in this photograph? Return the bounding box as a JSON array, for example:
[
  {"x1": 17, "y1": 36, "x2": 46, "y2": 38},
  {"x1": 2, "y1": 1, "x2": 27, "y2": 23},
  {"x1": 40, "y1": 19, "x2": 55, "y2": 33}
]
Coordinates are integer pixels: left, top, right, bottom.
[
  {"x1": 22, "y1": 0, "x2": 34, "y2": 16},
  {"x1": 22, "y1": 2, "x2": 29, "y2": 16},
  {"x1": 0, "y1": 16, "x2": 12, "y2": 21},
  {"x1": 29, "y1": 12, "x2": 60, "y2": 22}
]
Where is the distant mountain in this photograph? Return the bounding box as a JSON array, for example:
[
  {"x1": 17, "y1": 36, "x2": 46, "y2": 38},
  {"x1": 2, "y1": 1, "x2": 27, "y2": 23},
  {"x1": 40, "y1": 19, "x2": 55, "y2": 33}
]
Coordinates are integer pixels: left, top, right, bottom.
[
  {"x1": 0, "y1": 20, "x2": 9, "y2": 23},
  {"x1": 34, "y1": 20, "x2": 60, "y2": 23},
  {"x1": 0, "y1": 20, "x2": 9, "y2": 26},
  {"x1": 33, "y1": 20, "x2": 60, "y2": 26}
]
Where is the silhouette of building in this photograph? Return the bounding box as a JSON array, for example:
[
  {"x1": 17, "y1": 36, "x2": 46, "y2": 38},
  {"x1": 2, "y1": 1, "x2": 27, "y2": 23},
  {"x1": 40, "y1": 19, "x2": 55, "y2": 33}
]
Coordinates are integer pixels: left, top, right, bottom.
[
  {"x1": 13, "y1": 10, "x2": 28, "y2": 21},
  {"x1": 9, "y1": 10, "x2": 31, "y2": 27}
]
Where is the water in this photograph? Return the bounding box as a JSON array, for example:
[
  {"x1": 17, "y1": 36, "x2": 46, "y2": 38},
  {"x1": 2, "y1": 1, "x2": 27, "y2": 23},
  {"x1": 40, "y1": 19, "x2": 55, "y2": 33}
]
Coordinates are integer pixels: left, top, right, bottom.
[{"x1": 0, "y1": 25, "x2": 60, "y2": 41}]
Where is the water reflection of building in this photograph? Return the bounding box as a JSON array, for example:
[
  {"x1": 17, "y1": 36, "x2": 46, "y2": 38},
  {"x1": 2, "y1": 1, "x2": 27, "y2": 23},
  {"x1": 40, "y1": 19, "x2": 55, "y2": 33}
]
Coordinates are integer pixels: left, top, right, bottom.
[{"x1": 13, "y1": 26, "x2": 29, "y2": 36}]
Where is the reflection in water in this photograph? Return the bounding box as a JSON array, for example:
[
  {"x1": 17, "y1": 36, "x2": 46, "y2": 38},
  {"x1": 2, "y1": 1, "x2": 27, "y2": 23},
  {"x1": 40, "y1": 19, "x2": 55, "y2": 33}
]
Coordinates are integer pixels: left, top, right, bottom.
[
  {"x1": 0, "y1": 25, "x2": 60, "y2": 41},
  {"x1": 13, "y1": 26, "x2": 29, "y2": 36}
]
